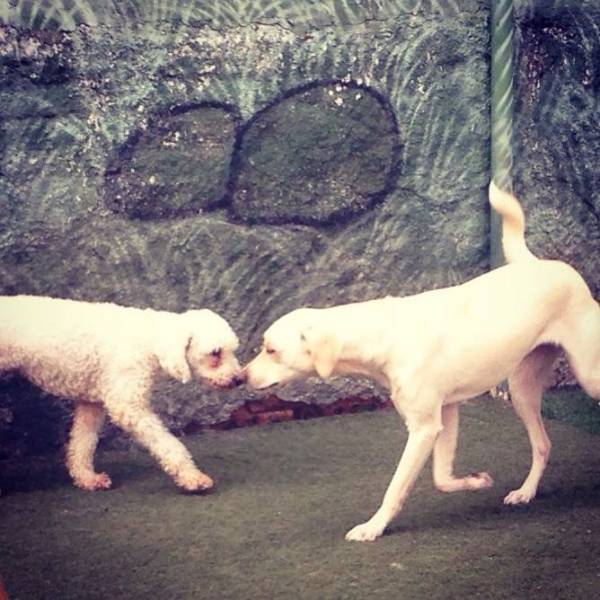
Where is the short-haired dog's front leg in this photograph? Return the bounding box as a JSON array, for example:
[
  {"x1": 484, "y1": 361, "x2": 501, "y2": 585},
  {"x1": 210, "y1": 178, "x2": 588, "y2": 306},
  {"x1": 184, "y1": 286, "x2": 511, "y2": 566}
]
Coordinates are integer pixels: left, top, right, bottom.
[
  {"x1": 432, "y1": 403, "x2": 493, "y2": 493},
  {"x1": 345, "y1": 401, "x2": 443, "y2": 542}
]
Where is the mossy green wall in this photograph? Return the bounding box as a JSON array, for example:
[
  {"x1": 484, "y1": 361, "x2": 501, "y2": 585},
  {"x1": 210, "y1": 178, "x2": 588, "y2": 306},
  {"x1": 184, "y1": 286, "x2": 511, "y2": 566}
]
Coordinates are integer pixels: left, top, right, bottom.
[
  {"x1": 0, "y1": 0, "x2": 598, "y2": 456},
  {"x1": 514, "y1": 0, "x2": 599, "y2": 294}
]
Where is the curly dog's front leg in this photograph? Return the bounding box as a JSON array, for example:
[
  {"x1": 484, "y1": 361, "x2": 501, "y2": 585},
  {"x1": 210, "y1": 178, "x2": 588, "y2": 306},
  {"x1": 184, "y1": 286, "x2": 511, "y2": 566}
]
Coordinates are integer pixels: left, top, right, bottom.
[{"x1": 105, "y1": 394, "x2": 213, "y2": 492}]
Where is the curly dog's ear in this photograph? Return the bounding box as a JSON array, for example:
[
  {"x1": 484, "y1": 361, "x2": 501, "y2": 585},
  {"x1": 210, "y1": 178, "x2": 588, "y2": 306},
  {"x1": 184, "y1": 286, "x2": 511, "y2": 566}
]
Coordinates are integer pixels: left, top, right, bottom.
[
  {"x1": 155, "y1": 323, "x2": 193, "y2": 384},
  {"x1": 301, "y1": 325, "x2": 341, "y2": 380}
]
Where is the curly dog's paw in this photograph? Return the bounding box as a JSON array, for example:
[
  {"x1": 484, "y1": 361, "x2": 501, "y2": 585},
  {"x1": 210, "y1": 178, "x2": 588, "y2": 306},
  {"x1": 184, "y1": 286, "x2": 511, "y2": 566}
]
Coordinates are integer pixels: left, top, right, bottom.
[
  {"x1": 75, "y1": 472, "x2": 112, "y2": 491},
  {"x1": 177, "y1": 470, "x2": 214, "y2": 493}
]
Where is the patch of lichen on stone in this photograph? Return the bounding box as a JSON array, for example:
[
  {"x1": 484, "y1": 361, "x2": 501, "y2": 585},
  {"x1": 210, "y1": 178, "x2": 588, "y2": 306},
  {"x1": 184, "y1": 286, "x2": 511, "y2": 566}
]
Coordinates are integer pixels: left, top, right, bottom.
[
  {"x1": 105, "y1": 104, "x2": 240, "y2": 219},
  {"x1": 231, "y1": 81, "x2": 401, "y2": 225},
  {"x1": 0, "y1": 27, "x2": 81, "y2": 119}
]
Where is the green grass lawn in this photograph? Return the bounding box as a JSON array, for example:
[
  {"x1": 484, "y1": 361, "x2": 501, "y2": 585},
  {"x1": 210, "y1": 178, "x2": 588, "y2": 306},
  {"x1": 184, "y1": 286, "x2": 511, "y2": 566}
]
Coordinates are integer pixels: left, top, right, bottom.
[
  {"x1": 543, "y1": 387, "x2": 600, "y2": 435},
  {"x1": 1, "y1": 392, "x2": 600, "y2": 599}
]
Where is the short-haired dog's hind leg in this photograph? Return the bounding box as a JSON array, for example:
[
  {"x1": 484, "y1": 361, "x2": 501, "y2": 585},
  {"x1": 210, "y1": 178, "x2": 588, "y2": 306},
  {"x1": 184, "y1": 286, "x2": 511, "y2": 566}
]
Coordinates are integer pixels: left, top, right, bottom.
[
  {"x1": 432, "y1": 403, "x2": 494, "y2": 493},
  {"x1": 504, "y1": 344, "x2": 561, "y2": 505}
]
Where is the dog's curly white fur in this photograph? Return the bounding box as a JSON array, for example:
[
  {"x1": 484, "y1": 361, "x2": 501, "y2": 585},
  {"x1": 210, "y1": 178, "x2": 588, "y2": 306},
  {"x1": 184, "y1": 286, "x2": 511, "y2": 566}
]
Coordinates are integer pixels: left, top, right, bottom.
[
  {"x1": 245, "y1": 182, "x2": 600, "y2": 541},
  {"x1": 0, "y1": 296, "x2": 244, "y2": 492}
]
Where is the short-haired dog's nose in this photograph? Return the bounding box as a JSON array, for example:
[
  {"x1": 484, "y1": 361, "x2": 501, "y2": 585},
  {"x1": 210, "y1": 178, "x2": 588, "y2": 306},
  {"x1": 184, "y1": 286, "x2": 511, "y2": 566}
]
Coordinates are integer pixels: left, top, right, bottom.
[{"x1": 231, "y1": 372, "x2": 247, "y2": 387}]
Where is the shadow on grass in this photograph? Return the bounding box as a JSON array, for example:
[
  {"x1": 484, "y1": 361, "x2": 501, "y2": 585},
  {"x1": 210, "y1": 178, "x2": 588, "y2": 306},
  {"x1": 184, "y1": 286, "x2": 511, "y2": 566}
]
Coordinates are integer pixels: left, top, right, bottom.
[{"x1": 384, "y1": 479, "x2": 600, "y2": 538}]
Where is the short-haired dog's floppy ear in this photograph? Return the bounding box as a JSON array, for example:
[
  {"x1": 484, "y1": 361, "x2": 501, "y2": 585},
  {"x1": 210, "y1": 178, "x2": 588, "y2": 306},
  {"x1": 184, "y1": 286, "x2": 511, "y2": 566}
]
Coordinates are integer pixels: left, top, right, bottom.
[
  {"x1": 155, "y1": 324, "x2": 193, "y2": 384},
  {"x1": 301, "y1": 325, "x2": 341, "y2": 380}
]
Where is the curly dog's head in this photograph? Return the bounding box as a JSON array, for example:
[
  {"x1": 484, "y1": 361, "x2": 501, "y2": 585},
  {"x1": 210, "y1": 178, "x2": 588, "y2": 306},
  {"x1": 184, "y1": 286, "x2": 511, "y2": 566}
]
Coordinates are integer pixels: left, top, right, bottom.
[{"x1": 156, "y1": 309, "x2": 244, "y2": 389}]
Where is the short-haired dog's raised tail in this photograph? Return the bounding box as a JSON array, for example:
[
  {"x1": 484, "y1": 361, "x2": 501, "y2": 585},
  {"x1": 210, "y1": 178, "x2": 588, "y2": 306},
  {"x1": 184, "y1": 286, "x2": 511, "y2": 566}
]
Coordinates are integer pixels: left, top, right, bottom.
[{"x1": 489, "y1": 181, "x2": 536, "y2": 264}]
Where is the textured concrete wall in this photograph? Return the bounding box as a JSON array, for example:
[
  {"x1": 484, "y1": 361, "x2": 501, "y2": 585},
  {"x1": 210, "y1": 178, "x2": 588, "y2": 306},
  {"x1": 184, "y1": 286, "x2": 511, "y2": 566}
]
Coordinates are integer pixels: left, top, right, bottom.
[
  {"x1": 513, "y1": 0, "x2": 600, "y2": 386},
  {"x1": 513, "y1": 0, "x2": 599, "y2": 298},
  {"x1": 0, "y1": 0, "x2": 597, "y2": 457}
]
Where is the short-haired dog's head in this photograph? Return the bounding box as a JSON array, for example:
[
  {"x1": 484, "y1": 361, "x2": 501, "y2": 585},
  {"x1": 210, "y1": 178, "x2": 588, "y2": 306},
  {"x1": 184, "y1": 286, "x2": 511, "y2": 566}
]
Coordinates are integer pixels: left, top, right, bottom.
[
  {"x1": 244, "y1": 308, "x2": 340, "y2": 389},
  {"x1": 156, "y1": 309, "x2": 244, "y2": 389}
]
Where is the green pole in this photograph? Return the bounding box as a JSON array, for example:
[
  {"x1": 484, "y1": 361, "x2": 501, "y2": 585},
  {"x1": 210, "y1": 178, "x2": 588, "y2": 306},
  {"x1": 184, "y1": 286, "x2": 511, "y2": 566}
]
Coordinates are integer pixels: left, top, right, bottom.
[
  {"x1": 490, "y1": 0, "x2": 514, "y2": 268},
  {"x1": 489, "y1": 1, "x2": 515, "y2": 400}
]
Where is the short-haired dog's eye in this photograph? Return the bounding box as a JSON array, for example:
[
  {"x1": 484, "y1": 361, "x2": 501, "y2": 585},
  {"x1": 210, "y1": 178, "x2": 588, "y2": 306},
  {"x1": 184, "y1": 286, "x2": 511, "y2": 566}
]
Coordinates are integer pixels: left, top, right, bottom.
[
  {"x1": 265, "y1": 347, "x2": 276, "y2": 355},
  {"x1": 210, "y1": 348, "x2": 222, "y2": 358}
]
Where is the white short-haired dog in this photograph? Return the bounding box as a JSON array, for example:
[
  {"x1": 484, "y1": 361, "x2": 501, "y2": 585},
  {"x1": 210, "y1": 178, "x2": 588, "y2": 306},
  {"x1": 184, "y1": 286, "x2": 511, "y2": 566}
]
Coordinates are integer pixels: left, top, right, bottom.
[
  {"x1": 244, "y1": 182, "x2": 600, "y2": 541},
  {"x1": 0, "y1": 296, "x2": 244, "y2": 492}
]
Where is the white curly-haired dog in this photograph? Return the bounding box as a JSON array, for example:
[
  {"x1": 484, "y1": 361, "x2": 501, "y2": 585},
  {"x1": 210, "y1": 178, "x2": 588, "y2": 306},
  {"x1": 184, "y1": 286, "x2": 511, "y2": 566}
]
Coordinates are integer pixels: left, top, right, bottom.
[
  {"x1": 0, "y1": 295, "x2": 245, "y2": 493},
  {"x1": 244, "y1": 182, "x2": 600, "y2": 541}
]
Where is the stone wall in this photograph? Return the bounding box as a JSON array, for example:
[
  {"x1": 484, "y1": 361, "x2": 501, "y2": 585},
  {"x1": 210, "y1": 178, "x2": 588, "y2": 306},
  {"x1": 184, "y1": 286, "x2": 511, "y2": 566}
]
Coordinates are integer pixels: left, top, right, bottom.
[
  {"x1": 0, "y1": 0, "x2": 597, "y2": 457},
  {"x1": 513, "y1": 0, "x2": 599, "y2": 296}
]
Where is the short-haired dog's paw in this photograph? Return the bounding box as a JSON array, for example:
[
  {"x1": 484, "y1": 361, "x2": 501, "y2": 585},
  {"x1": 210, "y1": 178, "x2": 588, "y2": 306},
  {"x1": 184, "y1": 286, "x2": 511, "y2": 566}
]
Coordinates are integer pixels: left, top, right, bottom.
[
  {"x1": 345, "y1": 519, "x2": 386, "y2": 542},
  {"x1": 503, "y1": 487, "x2": 535, "y2": 505},
  {"x1": 466, "y1": 471, "x2": 494, "y2": 490}
]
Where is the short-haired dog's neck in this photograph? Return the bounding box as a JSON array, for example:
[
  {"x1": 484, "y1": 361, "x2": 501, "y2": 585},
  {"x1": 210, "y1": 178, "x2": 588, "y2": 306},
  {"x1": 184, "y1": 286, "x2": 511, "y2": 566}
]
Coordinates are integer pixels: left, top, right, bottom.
[{"x1": 316, "y1": 298, "x2": 396, "y2": 387}]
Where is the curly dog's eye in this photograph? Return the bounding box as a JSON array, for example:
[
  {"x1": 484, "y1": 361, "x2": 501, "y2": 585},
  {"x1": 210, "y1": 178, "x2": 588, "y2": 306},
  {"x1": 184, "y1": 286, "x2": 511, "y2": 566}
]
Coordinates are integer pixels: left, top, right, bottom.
[
  {"x1": 265, "y1": 347, "x2": 276, "y2": 355},
  {"x1": 210, "y1": 348, "x2": 222, "y2": 358}
]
